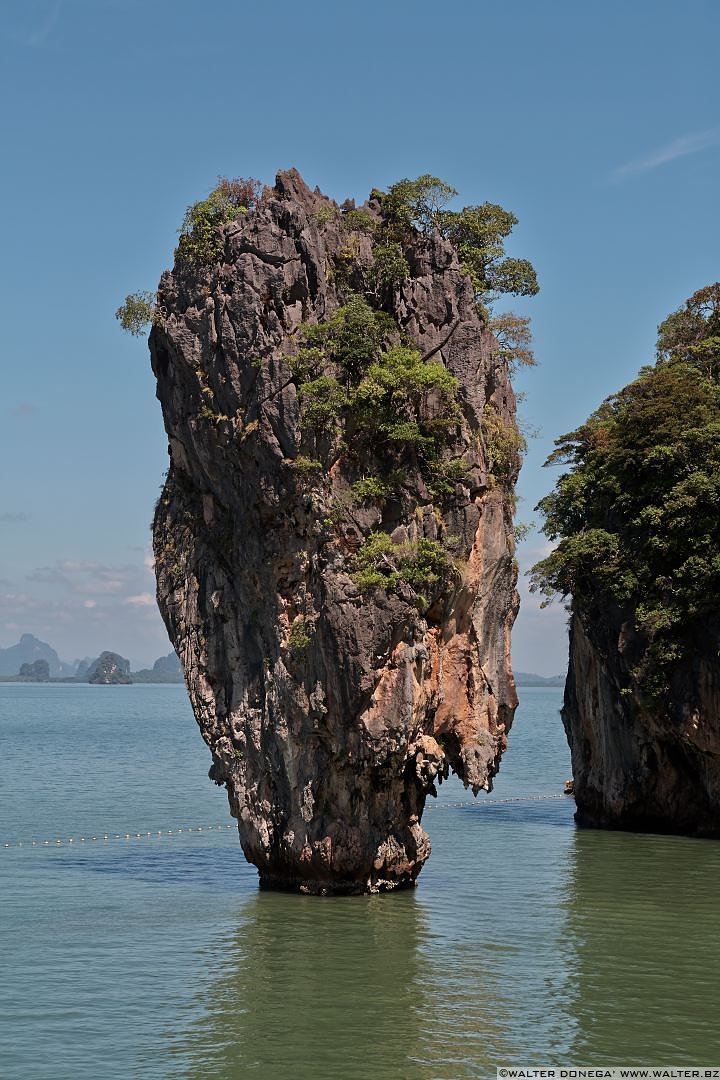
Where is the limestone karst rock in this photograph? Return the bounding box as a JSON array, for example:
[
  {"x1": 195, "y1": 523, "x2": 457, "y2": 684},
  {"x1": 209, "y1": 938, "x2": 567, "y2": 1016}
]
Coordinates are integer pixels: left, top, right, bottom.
[
  {"x1": 18, "y1": 659, "x2": 50, "y2": 681},
  {"x1": 86, "y1": 651, "x2": 132, "y2": 685},
  {"x1": 150, "y1": 170, "x2": 521, "y2": 893},
  {"x1": 152, "y1": 651, "x2": 181, "y2": 676},
  {"x1": 0, "y1": 634, "x2": 64, "y2": 676},
  {"x1": 563, "y1": 613, "x2": 720, "y2": 835},
  {"x1": 533, "y1": 320, "x2": 720, "y2": 839}
]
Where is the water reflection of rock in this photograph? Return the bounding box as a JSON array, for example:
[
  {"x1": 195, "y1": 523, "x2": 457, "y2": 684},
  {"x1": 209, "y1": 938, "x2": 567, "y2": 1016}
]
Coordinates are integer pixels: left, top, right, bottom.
[
  {"x1": 562, "y1": 829, "x2": 720, "y2": 1063},
  {"x1": 179, "y1": 891, "x2": 430, "y2": 1080},
  {"x1": 177, "y1": 881, "x2": 517, "y2": 1079}
]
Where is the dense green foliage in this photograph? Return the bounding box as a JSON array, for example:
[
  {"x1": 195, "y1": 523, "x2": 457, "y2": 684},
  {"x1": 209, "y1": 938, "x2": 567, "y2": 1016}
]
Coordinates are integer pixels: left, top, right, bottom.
[
  {"x1": 368, "y1": 241, "x2": 410, "y2": 291},
  {"x1": 352, "y1": 532, "x2": 456, "y2": 610},
  {"x1": 291, "y1": 295, "x2": 460, "y2": 478},
  {"x1": 351, "y1": 475, "x2": 395, "y2": 501},
  {"x1": 340, "y1": 208, "x2": 377, "y2": 233},
  {"x1": 287, "y1": 616, "x2": 312, "y2": 654},
  {"x1": 656, "y1": 282, "x2": 720, "y2": 377},
  {"x1": 532, "y1": 285, "x2": 720, "y2": 700},
  {"x1": 373, "y1": 174, "x2": 539, "y2": 314},
  {"x1": 442, "y1": 206, "x2": 538, "y2": 308},
  {"x1": 379, "y1": 175, "x2": 458, "y2": 234}
]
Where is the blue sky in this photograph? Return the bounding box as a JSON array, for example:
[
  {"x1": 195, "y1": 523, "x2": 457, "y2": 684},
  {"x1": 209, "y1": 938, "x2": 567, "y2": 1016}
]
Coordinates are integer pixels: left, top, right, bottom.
[{"x1": 1, "y1": 0, "x2": 718, "y2": 671}]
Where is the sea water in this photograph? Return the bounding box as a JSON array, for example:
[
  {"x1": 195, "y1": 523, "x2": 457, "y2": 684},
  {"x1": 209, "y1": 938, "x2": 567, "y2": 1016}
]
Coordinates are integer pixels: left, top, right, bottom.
[{"x1": 2, "y1": 683, "x2": 720, "y2": 1079}]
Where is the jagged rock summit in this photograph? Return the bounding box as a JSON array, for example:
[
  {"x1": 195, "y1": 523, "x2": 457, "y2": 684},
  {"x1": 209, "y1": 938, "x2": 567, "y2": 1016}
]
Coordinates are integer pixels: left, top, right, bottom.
[{"x1": 151, "y1": 170, "x2": 521, "y2": 893}]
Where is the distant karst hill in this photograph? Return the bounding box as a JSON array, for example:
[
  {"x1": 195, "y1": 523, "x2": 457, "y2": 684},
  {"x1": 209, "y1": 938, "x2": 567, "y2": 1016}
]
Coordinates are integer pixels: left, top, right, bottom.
[
  {"x1": 86, "y1": 652, "x2": 132, "y2": 685},
  {"x1": 18, "y1": 659, "x2": 50, "y2": 681},
  {"x1": 131, "y1": 651, "x2": 184, "y2": 683},
  {"x1": 0, "y1": 634, "x2": 71, "y2": 677},
  {"x1": 153, "y1": 651, "x2": 181, "y2": 676},
  {"x1": 0, "y1": 637, "x2": 184, "y2": 684}
]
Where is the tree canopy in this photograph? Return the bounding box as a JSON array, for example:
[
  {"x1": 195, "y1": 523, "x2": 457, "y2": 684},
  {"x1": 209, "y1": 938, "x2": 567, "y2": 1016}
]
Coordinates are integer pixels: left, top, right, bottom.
[
  {"x1": 378, "y1": 175, "x2": 539, "y2": 314},
  {"x1": 532, "y1": 284, "x2": 720, "y2": 699},
  {"x1": 656, "y1": 282, "x2": 720, "y2": 378}
]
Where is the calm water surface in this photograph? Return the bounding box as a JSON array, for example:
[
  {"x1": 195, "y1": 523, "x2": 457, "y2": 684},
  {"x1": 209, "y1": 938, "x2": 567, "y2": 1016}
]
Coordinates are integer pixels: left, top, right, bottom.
[{"x1": 2, "y1": 683, "x2": 720, "y2": 1078}]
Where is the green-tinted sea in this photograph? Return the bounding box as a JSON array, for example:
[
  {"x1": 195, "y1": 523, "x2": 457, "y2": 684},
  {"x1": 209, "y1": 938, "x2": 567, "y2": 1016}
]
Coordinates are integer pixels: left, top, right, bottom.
[{"x1": 2, "y1": 683, "x2": 719, "y2": 1079}]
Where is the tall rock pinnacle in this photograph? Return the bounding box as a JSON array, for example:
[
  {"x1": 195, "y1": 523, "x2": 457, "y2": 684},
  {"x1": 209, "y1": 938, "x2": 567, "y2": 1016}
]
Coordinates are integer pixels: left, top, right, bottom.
[{"x1": 151, "y1": 170, "x2": 521, "y2": 893}]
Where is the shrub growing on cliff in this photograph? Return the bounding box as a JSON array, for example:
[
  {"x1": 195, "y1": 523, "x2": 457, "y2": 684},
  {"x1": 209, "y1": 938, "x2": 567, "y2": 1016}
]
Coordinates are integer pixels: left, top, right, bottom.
[
  {"x1": 425, "y1": 456, "x2": 471, "y2": 497},
  {"x1": 482, "y1": 404, "x2": 526, "y2": 483},
  {"x1": 352, "y1": 532, "x2": 456, "y2": 609},
  {"x1": 441, "y1": 204, "x2": 539, "y2": 311},
  {"x1": 381, "y1": 175, "x2": 458, "y2": 234},
  {"x1": 352, "y1": 475, "x2": 394, "y2": 501},
  {"x1": 489, "y1": 313, "x2": 536, "y2": 371},
  {"x1": 287, "y1": 616, "x2": 312, "y2": 655},
  {"x1": 531, "y1": 295, "x2": 720, "y2": 701},
  {"x1": 292, "y1": 295, "x2": 391, "y2": 383},
  {"x1": 115, "y1": 291, "x2": 159, "y2": 336},
  {"x1": 175, "y1": 176, "x2": 261, "y2": 267},
  {"x1": 368, "y1": 241, "x2": 410, "y2": 292},
  {"x1": 313, "y1": 205, "x2": 338, "y2": 225},
  {"x1": 350, "y1": 344, "x2": 460, "y2": 449},
  {"x1": 340, "y1": 208, "x2": 377, "y2": 233}
]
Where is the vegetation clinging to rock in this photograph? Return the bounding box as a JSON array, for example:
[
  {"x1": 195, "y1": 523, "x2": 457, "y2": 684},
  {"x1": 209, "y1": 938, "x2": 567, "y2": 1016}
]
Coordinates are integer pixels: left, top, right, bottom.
[
  {"x1": 531, "y1": 284, "x2": 720, "y2": 701},
  {"x1": 115, "y1": 291, "x2": 159, "y2": 336},
  {"x1": 372, "y1": 174, "x2": 539, "y2": 316},
  {"x1": 289, "y1": 295, "x2": 462, "y2": 484},
  {"x1": 352, "y1": 532, "x2": 457, "y2": 611},
  {"x1": 489, "y1": 312, "x2": 536, "y2": 372},
  {"x1": 175, "y1": 175, "x2": 262, "y2": 267}
]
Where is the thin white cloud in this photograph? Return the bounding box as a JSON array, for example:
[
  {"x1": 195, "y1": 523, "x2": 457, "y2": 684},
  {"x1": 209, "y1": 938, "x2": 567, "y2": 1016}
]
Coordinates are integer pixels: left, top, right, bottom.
[
  {"x1": 83, "y1": 579, "x2": 124, "y2": 596},
  {"x1": 611, "y1": 127, "x2": 720, "y2": 181},
  {"x1": 125, "y1": 593, "x2": 155, "y2": 607},
  {"x1": 1, "y1": 585, "x2": 169, "y2": 664},
  {"x1": 28, "y1": 560, "x2": 135, "y2": 593}
]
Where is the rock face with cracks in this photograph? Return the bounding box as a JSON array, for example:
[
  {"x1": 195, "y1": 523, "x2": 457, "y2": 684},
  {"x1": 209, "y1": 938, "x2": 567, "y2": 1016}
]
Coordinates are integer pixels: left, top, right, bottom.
[
  {"x1": 151, "y1": 170, "x2": 520, "y2": 893},
  {"x1": 563, "y1": 612, "x2": 720, "y2": 836}
]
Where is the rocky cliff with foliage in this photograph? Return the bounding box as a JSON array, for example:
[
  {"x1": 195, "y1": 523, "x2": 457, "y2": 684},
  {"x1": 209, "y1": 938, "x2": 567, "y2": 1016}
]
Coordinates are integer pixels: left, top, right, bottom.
[
  {"x1": 534, "y1": 285, "x2": 720, "y2": 836},
  {"x1": 148, "y1": 170, "x2": 532, "y2": 893}
]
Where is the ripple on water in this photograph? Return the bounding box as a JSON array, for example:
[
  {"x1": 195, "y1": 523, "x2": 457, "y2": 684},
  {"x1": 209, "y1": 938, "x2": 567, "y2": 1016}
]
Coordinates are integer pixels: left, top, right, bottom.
[{"x1": 3, "y1": 685, "x2": 720, "y2": 1078}]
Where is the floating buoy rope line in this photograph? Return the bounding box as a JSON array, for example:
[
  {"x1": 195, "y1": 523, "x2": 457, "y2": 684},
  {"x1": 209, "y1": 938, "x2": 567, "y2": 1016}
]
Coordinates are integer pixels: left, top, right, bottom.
[{"x1": 1, "y1": 794, "x2": 568, "y2": 851}]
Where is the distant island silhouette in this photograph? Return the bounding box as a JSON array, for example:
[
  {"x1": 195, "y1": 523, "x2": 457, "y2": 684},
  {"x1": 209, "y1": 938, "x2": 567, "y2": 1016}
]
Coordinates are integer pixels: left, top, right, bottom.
[
  {"x1": 0, "y1": 635, "x2": 183, "y2": 683},
  {"x1": 514, "y1": 671, "x2": 565, "y2": 687}
]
